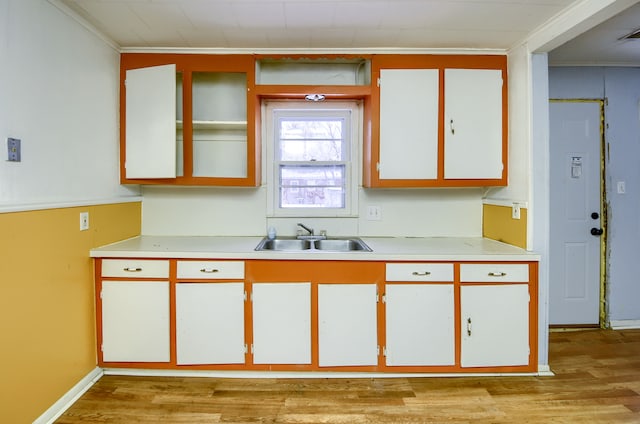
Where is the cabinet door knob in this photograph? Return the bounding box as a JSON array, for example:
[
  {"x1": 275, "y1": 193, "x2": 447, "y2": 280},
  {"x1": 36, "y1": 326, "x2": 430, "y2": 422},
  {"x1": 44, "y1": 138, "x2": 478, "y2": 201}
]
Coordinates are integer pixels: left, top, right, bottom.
[
  {"x1": 487, "y1": 272, "x2": 507, "y2": 277},
  {"x1": 200, "y1": 268, "x2": 220, "y2": 273},
  {"x1": 467, "y1": 318, "x2": 472, "y2": 336},
  {"x1": 590, "y1": 228, "x2": 603, "y2": 236},
  {"x1": 412, "y1": 271, "x2": 432, "y2": 276},
  {"x1": 449, "y1": 119, "x2": 455, "y2": 135}
]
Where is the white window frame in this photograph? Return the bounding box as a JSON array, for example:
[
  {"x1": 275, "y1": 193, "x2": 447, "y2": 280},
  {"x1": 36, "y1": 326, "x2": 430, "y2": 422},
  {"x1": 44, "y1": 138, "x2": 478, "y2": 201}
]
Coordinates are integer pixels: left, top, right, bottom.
[{"x1": 265, "y1": 100, "x2": 361, "y2": 217}]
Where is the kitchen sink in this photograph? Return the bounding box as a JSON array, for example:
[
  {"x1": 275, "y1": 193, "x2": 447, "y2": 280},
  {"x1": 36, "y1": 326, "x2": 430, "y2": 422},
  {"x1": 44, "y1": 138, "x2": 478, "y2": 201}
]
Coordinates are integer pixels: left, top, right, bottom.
[
  {"x1": 255, "y1": 237, "x2": 372, "y2": 252},
  {"x1": 256, "y1": 238, "x2": 311, "y2": 251},
  {"x1": 313, "y1": 238, "x2": 372, "y2": 252}
]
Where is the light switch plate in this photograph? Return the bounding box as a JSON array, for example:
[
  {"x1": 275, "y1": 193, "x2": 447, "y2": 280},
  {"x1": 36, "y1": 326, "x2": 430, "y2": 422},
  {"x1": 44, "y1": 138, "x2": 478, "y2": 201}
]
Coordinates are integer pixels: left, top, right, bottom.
[{"x1": 7, "y1": 137, "x2": 21, "y2": 162}]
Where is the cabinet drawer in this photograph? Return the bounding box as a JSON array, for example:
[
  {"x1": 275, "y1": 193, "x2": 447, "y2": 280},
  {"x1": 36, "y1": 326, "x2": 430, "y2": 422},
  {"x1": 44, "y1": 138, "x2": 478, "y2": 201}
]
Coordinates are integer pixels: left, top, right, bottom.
[
  {"x1": 460, "y1": 264, "x2": 529, "y2": 283},
  {"x1": 386, "y1": 263, "x2": 454, "y2": 282},
  {"x1": 177, "y1": 260, "x2": 244, "y2": 280},
  {"x1": 101, "y1": 259, "x2": 169, "y2": 278}
]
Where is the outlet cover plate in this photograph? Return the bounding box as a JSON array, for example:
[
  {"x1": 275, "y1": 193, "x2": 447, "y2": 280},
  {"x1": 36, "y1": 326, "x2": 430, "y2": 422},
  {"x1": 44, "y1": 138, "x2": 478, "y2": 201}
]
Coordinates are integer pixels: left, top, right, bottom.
[
  {"x1": 511, "y1": 203, "x2": 521, "y2": 220},
  {"x1": 366, "y1": 206, "x2": 382, "y2": 221},
  {"x1": 80, "y1": 212, "x2": 89, "y2": 231}
]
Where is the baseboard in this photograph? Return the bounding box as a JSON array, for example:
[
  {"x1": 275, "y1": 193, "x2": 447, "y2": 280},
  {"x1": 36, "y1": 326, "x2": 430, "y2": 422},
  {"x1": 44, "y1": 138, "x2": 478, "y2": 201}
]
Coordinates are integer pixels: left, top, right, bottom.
[
  {"x1": 610, "y1": 319, "x2": 640, "y2": 329},
  {"x1": 33, "y1": 367, "x2": 104, "y2": 424},
  {"x1": 103, "y1": 368, "x2": 542, "y2": 379}
]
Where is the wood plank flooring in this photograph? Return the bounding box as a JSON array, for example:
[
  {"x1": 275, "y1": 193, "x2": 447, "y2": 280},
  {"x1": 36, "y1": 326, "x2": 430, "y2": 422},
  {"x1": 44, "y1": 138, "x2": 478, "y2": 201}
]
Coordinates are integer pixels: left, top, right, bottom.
[{"x1": 56, "y1": 329, "x2": 640, "y2": 423}]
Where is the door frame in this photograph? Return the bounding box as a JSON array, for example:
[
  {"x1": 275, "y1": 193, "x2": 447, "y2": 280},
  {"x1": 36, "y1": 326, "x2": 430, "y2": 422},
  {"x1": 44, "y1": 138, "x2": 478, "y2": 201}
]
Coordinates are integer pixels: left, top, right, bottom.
[{"x1": 548, "y1": 98, "x2": 607, "y2": 328}]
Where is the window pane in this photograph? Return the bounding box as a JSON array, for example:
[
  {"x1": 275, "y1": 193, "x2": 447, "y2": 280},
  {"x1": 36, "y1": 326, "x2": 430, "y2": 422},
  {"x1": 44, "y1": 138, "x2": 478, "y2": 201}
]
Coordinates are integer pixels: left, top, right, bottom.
[
  {"x1": 279, "y1": 119, "x2": 345, "y2": 161},
  {"x1": 280, "y1": 165, "x2": 345, "y2": 208}
]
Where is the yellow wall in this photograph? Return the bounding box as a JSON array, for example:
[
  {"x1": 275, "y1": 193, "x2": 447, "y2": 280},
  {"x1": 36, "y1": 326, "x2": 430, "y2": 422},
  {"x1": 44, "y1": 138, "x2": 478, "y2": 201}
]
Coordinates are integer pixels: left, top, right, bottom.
[
  {"x1": 0, "y1": 202, "x2": 141, "y2": 423},
  {"x1": 482, "y1": 204, "x2": 527, "y2": 249}
]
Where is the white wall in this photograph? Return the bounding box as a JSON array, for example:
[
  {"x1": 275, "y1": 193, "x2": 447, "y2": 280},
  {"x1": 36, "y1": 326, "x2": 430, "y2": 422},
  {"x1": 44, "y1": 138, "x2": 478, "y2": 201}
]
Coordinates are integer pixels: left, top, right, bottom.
[
  {"x1": 549, "y1": 66, "x2": 640, "y2": 324},
  {"x1": 484, "y1": 44, "x2": 531, "y2": 209},
  {"x1": 141, "y1": 184, "x2": 483, "y2": 237},
  {"x1": 0, "y1": 0, "x2": 138, "y2": 208},
  {"x1": 530, "y1": 53, "x2": 550, "y2": 366}
]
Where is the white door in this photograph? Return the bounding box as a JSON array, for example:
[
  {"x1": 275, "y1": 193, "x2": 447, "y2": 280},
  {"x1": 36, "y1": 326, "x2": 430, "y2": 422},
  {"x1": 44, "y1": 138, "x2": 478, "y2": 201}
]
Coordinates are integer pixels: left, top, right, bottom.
[
  {"x1": 549, "y1": 100, "x2": 602, "y2": 325},
  {"x1": 101, "y1": 281, "x2": 170, "y2": 362},
  {"x1": 251, "y1": 283, "x2": 311, "y2": 364},
  {"x1": 385, "y1": 284, "x2": 454, "y2": 366},
  {"x1": 318, "y1": 284, "x2": 378, "y2": 367},
  {"x1": 460, "y1": 284, "x2": 530, "y2": 367},
  {"x1": 125, "y1": 64, "x2": 177, "y2": 178},
  {"x1": 444, "y1": 68, "x2": 503, "y2": 179},
  {"x1": 176, "y1": 283, "x2": 245, "y2": 365},
  {"x1": 378, "y1": 68, "x2": 439, "y2": 180}
]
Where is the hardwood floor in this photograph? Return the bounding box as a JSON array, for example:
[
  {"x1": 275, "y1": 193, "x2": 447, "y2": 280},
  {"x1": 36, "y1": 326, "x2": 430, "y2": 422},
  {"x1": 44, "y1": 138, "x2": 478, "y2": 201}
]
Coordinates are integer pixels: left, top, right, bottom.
[{"x1": 56, "y1": 329, "x2": 640, "y2": 423}]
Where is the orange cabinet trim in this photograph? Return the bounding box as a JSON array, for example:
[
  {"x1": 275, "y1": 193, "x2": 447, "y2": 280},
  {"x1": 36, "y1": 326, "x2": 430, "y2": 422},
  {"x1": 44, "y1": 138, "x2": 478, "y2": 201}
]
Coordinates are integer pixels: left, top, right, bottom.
[{"x1": 96, "y1": 258, "x2": 538, "y2": 374}]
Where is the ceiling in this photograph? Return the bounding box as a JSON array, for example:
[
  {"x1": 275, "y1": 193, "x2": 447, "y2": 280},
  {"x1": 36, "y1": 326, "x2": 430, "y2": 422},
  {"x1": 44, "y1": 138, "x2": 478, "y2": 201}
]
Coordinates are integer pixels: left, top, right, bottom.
[
  {"x1": 58, "y1": 0, "x2": 640, "y2": 65},
  {"x1": 549, "y1": 2, "x2": 640, "y2": 65}
]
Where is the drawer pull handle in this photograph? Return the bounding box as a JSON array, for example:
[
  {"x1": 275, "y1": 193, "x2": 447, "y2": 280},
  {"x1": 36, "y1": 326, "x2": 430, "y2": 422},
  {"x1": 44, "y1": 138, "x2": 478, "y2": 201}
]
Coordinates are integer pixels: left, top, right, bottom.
[
  {"x1": 200, "y1": 268, "x2": 220, "y2": 274},
  {"x1": 412, "y1": 271, "x2": 432, "y2": 276},
  {"x1": 467, "y1": 318, "x2": 472, "y2": 336},
  {"x1": 123, "y1": 267, "x2": 142, "y2": 272},
  {"x1": 488, "y1": 272, "x2": 507, "y2": 277}
]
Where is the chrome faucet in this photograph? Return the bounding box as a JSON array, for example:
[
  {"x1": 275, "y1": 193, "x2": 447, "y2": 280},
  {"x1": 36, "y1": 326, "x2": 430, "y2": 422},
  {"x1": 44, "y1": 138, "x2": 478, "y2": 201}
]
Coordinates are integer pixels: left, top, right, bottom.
[{"x1": 297, "y1": 223, "x2": 314, "y2": 236}]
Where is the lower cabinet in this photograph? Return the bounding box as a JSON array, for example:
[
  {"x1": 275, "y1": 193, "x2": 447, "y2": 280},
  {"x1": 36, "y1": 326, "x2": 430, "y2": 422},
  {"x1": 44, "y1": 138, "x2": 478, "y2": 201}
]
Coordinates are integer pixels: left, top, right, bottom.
[
  {"x1": 251, "y1": 282, "x2": 312, "y2": 364},
  {"x1": 384, "y1": 284, "x2": 455, "y2": 366},
  {"x1": 460, "y1": 284, "x2": 530, "y2": 367},
  {"x1": 96, "y1": 258, "x2": 537, "y2": 373},
  {"x1": 318, "y1": 284, "x2": 378, "y2": 367},
  {"x1": 101, "y1": 280, "x2": 170, "y2": 362},
  {"x1": 175, "y1": 282, "x2": 246, "y2": 365}
]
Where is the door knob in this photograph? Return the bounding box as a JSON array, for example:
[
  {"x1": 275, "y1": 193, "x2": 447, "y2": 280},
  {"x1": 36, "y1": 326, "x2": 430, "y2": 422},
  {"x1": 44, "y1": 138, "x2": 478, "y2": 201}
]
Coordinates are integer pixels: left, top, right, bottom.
[
  {"x1": 591, "y1": 227, "x2": 603, "y2": 236},
  {"x1": 591, "y1": 212, "x2": 599, "y2": 219}
]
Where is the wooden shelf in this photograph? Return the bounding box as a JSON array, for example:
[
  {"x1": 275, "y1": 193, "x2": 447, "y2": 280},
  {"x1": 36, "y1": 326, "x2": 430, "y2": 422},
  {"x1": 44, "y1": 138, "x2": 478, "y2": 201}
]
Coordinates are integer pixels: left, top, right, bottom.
[
  {"x1": 254, "y1": 85, "x2": 371, "y2": 99},
  {"x1": 177, "y1": 120, "x2": 248, "y2": 130}
]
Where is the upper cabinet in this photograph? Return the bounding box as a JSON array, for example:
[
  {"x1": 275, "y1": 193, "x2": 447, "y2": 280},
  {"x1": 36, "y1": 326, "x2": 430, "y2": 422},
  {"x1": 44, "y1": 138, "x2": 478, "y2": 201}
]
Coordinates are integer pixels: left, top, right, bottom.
[
  {"x1": 364, "y1": 55, "x2": 508, "y2": 188},
  {"x1": 120, "y1": 54, "x2": 259, "y2": 186},
  {"x1": 253, "y1": 55, "x2": 372, "y2": 99},
  {"x1": 120, "y1": 53, "x2": 507, "y2": 188}
]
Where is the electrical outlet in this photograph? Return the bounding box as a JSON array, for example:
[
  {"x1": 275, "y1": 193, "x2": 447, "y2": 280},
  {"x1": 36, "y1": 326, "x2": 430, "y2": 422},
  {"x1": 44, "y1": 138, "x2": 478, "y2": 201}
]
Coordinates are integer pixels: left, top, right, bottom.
[
  {"x1": 7, "y1": 137, "x2": 21, "y2": 162},
  {"x1": 366, "y1": 206, "x2": 382, "y2": 221},
  {"x1": 80, "y1": 212, "x2": 89, "y2": 231},
  {"x1": 512, "y1": 203, "x2": 521, "y2": 220}
]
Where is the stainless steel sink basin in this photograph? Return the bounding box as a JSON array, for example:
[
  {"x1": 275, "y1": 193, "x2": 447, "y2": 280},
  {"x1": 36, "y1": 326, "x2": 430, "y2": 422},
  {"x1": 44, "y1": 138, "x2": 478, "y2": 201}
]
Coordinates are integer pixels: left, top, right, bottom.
[
  {"x1": 314, "y1": 238, "x2": 372, "y2": 252},
  {"x1": 255, "y1": 238, "x2": 311, "y2": 251},
  {"x1": 255, "y1": 237, "x2": 371, "y2": 252}
]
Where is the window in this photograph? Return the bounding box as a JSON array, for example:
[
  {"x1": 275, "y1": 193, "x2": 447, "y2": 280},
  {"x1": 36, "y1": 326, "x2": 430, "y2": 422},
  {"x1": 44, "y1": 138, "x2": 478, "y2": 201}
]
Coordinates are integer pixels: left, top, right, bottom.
[{"x1": 265, "y1": 100, "x2": 361, "y2": 217}]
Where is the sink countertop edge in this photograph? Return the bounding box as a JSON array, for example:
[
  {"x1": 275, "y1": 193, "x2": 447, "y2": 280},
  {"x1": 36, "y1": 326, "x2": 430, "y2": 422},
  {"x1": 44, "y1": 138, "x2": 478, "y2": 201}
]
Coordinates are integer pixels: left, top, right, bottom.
[{"x1": 90, "y1": 236, "x2": 540, "y2": 261}]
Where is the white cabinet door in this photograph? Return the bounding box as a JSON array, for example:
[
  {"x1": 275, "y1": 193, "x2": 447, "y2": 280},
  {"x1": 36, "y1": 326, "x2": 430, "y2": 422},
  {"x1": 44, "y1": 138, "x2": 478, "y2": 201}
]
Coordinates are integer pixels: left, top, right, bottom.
[
  {"x1": 444, "y1": 68, "x2": 503, "y2": 179},
  {"x1": 461, "y1": 284, "x2": 530, "y2": 367},
  {"x1": 318, "y1": 284, "x2": 378, "y2": 367},
  {"x1": 125, "y1": 64, "x2": 176, "y2": 179},
  {"x1": 385, "y1": 284, "x2": 454, "y2": 366},
  {"x1": 252, "y1": 283, "x2": 311, "y2": 364},
  {"x1": 176, "y1": 283, "x2": 245, "y2": 365},
  {"x1": 101, "y1": 281, "x2": 170, "y2": 362},
  {"x1": 379, "y1": 69, "x2": 439, "y2": 180}
]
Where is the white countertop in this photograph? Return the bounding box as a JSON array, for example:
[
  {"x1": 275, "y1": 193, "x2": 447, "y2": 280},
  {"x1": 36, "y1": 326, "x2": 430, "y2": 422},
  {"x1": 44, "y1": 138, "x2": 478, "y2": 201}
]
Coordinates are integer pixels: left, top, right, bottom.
[{"x1": 90, "y1": 236, "x2": 539, "y2": 261}]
